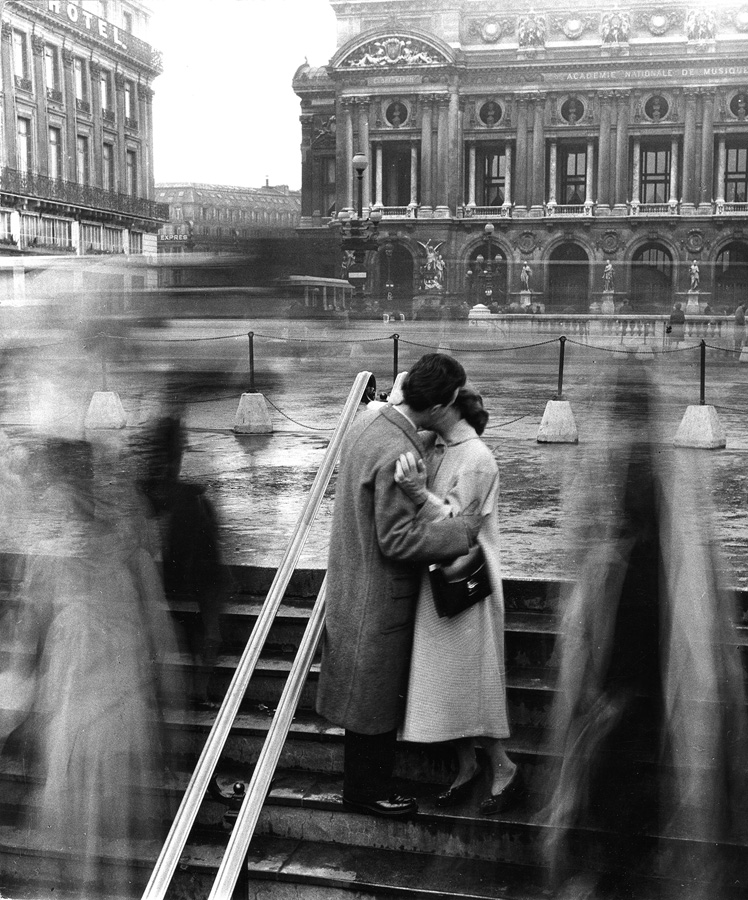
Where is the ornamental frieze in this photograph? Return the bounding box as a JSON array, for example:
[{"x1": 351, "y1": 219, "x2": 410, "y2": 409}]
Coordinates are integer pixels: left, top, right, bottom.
[
  {"x1": 344, "y1": 36, "x2": 443, "y2": 68},
  {"x1": 732, "y1": 5, "x2": 748, "y2": 32},
  {"x1": 601, "y1": 10, "x2": 631, "y2": 43},
  {"x1": 518, "y1": 14, "x2": 546, "y2": 48},
  {"x1": 686, "y1": 8, "x2": 717, "y2": 40},
  {"x1": 550, "y1": 15, "x2": 597, "y2": 40},
  {"x1": 634, "y1": 10, "x2": 686, "y2": 35},
  {"x1": 463, "y1": 17, "x2": 514, "y2": 44}
]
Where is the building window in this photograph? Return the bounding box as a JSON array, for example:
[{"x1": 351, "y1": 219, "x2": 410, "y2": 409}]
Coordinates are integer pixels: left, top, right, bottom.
[
  {"x1": 103, "y1": 142, "x2": 114, "y2": 192},
  {"x1": 74, "y1": 58, "x2": 89, "y2": 112},
  {"x1": 100, "y1": 69, "x2": 112, "y2": 112},
  {"x1": 725, "y1": 144, "x2": 748, "y2": 203},
  {"x1": 173, "y1": 206, "x2": 183, "y2": 220},
  {"x1": 17, "y1": 117, "x2": 32, "y2": 174},
  {"x1": 126, "y1": 149, "x2": 137, "y2": 196},
  {"x1": 129, "y1": 231, "x2": 143, "y2": 254},
  {"x1": 123, "y1": 10, "x2": 133, "y2": 33},
  {"x1": 12, "y1": 30, "x2": 29, "y2": 80},
  {"x1": 76, "y1": 134, "x2": 90, "y2": 184},
  {"x1": 82, "y1": 222, "x2": 103, "y2": 251},
  {"x1": 44, "y1": 45, "x2": 60, "y2": 91},
  {"x1": 560, "y1": 146, "x2": 587, "y2": 204},
  {"x1": 641, "y1": 144, "x2": 671, "y2": 203},
  {"x1": 477, "y1": 148, "x2": 506, "y2": 206},
  {"x1": 104, "y1": 226, "x2": 123, "y2": 253},
  {"x1": 49, "y1": 126, "x2": 62, "y2": 180},
  {"x1": 124, "y1": 81, "x2": 134, "y2": 118}
]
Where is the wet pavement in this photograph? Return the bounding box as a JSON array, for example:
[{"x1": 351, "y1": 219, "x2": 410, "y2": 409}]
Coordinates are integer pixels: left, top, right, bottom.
[{"x1": 2, "y1": 317, "x2": 748, "y2": 588}]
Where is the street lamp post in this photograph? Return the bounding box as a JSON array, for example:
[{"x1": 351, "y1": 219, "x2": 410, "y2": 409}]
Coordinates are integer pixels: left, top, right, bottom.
[
  {"x1": 340, "y1": 154, "x2": 382, "y2": 311},
  {"x1": 484, "y1": 223, "x2": 495, "y2": 304},
  {"x1": 384, "y1": 242, "x2": 394, "y2": 305}
]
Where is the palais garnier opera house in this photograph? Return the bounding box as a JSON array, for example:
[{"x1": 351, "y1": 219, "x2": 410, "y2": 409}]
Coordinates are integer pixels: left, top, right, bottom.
[{"x1": 293, "y1": 0, "x2": 748, "y2": 313}]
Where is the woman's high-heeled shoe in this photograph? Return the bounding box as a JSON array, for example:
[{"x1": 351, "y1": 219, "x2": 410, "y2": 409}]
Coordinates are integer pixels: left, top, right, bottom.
[
  {"x1": 479, "y1": 768, "x2": 525, "y2": 816},
  {"x1": 434, "y1": 767, "x2": 482, "y2": 807}
]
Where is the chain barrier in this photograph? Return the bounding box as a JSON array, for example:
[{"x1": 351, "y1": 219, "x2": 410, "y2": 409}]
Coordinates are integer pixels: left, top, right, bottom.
[
  {"x1": 397, "y1": 336, "x2": 560, "y2": 353},
  {"x1": 263, "y1": 396, "x2": 335, "y2": 432}
]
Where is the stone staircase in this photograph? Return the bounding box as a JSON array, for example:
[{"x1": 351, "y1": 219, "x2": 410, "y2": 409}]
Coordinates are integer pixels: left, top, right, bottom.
[{"x1": 1, "y1": 564, "x2": 747, "y2": 899}]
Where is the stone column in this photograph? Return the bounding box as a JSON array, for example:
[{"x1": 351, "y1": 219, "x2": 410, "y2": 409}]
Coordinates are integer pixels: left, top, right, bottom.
[
  {"x1": 514, "y1": 97, "x2": 528, "y2": 210},
  {"x1": 585, "y1": 140, "x2": 595, "y2": 207},
  {"x1": 376, "y1": 142, "x2": 384, "y2": 207},
  {"x1": 447, "y1": 87, "x2": 460, "y2": 214},
  {"x1": 699, "y1": 90, "x2": 715, "y2": 209},
  {"x1": 357, "y1": 99, "x2": 370, "y2": 209},
  {"x1": 682, "y1": 89, "x2": 698, "y2": 208},
  {"x1": 614, "y1": 91, "x2": 629, "y2": 210},
  {"x1": 716, "y1": 136, "x2": 726, "y2": 207},
  {"x1": 334, "y1": 97, "x2": 347, "y2": 214},
  {"x1": 115, "y1": 71, "x2": 127, "y2": 190},
  {"x1": 61, "y1": 48, "x2": 77, "y2": 180},
  {"x1": 597, "y1": 92, "x2": 613, "y2": 208},
  {"x1": 548, "y1": 139, "x2": 557, "y2": 205},
  {"x1": 343, "y1": 98, "x2": 354, "y2": 211},
  {"x1": 531, "y1": 94, "x2": 546, "y2": 212},
  {"x1": 467, "y1": 143, "x2": 476, "y2": 207},
  {"x1": 670, "y1": 137, "x2": 679, "y2": 204},
  {"x1": 420, "y1": 96, "x2": 433, "y2": 215},
  {"x1": 138, "y1": 83, "x2": 154, "y2": 199},
  {"x1": 435, "y1": 95, "x2": 450, "y2": 215},
  {"x1": 299, "y1": 111, "x2": 314, "y2": 217},
  {"x1": 0, "y1": 25, "x2": 15, "y2": 169},
  {"x1": 631, "y1": 138, "x2": 641, "y2": 205},
  {"x1": 89, "y1": 61, "x2": 103, "y2": 187},
  {"x1": 31, "y1": 36, "x2": 49, "y2": 175},
  {"x1": 503, "y1": 143, "x2": 513, "y2": 211},
  {"x1": 409, "y1": 141, "x2": 418, "y2": 208}
]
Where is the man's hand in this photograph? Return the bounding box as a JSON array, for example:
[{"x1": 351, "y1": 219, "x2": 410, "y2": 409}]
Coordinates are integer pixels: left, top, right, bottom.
[{"x1": 394, "y1": 451, "x2": 428, "y2": 506}]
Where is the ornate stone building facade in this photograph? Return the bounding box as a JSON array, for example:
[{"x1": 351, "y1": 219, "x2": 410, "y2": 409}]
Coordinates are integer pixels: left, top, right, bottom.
[
  {"x1": 294, "y1": 0, "x2": 748, "y2": 311},
  {"x1": 0, "y1": 0, "x2": 166, "y2": 299}
]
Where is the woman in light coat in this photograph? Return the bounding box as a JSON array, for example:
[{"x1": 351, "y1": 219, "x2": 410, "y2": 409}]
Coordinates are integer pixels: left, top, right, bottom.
[{"x1": 394, "y1": 386, "x2": 521, "y2": 815}]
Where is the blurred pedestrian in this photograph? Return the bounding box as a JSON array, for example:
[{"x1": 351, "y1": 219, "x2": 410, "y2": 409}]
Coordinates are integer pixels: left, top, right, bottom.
[
  {"x1": 734, "y1": 301, "x2": 745, "y2": 355},
  {"x1": 668, "y1": 302, "x2": 685, "y2": 344}
]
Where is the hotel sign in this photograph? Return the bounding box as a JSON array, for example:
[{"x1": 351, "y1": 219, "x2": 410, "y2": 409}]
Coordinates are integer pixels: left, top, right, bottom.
[{"x1": 46, "y1": 1, "x2": 129, "y2": 51}]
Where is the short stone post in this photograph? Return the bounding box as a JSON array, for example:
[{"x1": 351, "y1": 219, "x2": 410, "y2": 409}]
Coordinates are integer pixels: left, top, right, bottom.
[
  {"x1": 538, "y1": 336, "x2": 578, "y2": 443},
  {"x1": 673, "y1": 340, "x2": 726, "y2": 448},
  {"x1": 85, "y1": 333, "x2": 127, "y2": 429},
  {"x1": 233, "y1": 331, "x2": 273, "y2": 434}
]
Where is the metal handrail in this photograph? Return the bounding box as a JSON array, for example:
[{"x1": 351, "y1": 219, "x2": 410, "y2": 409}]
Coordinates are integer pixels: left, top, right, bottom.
[
  {"x1": 209, "y1": 579, "x2": 328, "y2": 899},
  {"x1": 141, "y1": 370, "x2": 373, "y2": 900}
]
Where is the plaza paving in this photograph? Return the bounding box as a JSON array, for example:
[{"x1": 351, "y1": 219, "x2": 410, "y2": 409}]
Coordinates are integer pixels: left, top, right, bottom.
[{"x1": 2, "y1": 316, "x2": 748, "y2": 589}]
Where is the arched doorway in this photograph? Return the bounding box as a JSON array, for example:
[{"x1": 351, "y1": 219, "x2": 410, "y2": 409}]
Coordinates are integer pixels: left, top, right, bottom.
[
  {"x1": 548, "y1": 243, "x2": 589, "y2": 310},
  {"x1": 631, "y1": 242, "x2": 673, "y2": 311},
  {"x1": 467, "y1": 245, "x2": 507, "y2": 306},
  {"x1": 715, "y1": 242, "x2": 748, "y2": 312},
  {"x1": 379, "y1": 243, "x2": 415, "y2": 303}
]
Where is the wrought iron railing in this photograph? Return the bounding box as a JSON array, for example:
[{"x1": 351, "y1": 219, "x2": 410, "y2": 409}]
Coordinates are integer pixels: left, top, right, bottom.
[
  {"x1": 46, "y1": 87, "x2": 62, "y2": 104},
  {"x1": 0, "y1": 167, "x2": 169, "y2": 221},
  {"x1": 125, "y1": 117, "x2": 139, "y2": 131},
  {"x1": 76, "y1": 98, "x2": 91, "y2": 114},
  {"x1": 14, "y1": 75, "x2": 32, "y2": 93},
  {"x1": 102, "y1": 108, "x2": 115, "y2": 123}
]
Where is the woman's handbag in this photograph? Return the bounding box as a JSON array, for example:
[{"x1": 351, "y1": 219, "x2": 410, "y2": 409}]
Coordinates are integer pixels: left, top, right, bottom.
[{"x1": 428, "y1": 546, "x2": 491, "y2": 618}]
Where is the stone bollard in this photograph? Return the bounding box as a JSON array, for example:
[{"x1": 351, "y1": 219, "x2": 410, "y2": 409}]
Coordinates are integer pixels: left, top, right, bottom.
[
  {"x1": 537, "y1": 399, "x2": 579, "y2": 444},
  {"x1": 84, "y1": 391, "x2": 127, "y2": 430},
  {"x1": 233, "y1": 392, "x2": 273, "y2": 434},
  {"x1": 673, "y1": 405, "x2": 726, "y2": 449}
]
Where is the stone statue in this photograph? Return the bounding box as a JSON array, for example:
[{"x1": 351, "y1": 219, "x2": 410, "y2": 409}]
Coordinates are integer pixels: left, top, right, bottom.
[
  {"x1": 521, "y1": 261, "x2": 532, "y2": 291},
  {"x1": 602, "y1": 259, "x2": 614, "y2": 292},
  {"x1": 689, "y1": 260, "x2": 700, "y2": 292},
  {"x1": 686, "y1": 9, "x2": 716, "y2": 42},
  {"x1": 601, "y1": 11, "x2": 630, "y2": 43},
  {"x1": 518, "y1": 14, "x2": 546, "y2": 49},
  {"x1": 418, "y1": 239, "x2": 445, "y2": 290}
]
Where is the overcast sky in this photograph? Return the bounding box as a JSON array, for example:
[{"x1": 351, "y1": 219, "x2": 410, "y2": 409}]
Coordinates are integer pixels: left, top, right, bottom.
[{"x1": 149, "y1": 0, "x2": 338, "y2": 189}]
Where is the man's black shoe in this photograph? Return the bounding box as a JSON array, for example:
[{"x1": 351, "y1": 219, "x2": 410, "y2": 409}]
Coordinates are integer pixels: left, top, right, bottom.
[{"x1": 342, "y1": 793, "x2": 417, "y2": 818}]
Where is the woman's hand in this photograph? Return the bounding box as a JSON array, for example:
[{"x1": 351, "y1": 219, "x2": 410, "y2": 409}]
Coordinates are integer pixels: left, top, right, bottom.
[{"x1": 394, "y1": 451, "x2": 428, "y2": 506}]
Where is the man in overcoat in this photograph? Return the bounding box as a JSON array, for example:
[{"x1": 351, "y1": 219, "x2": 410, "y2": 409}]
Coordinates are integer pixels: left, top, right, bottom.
[{"x1": 317, "y1": 353, "x2": 481, "y2": 817}]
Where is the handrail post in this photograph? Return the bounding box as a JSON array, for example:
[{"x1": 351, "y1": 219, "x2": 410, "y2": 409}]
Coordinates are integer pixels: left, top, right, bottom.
[
  {"x1": 392, "y1": 332, "x2": 399, "y2": 387},
  {"x1": 248, "y1": 332, "x2": 256, "y2": 393},
  {"x1": 556, "y1": 335, "x2": 566, "y2": 400},
  {"x1": 700, "y1": 339, "x2": 706, "y2": 405}
]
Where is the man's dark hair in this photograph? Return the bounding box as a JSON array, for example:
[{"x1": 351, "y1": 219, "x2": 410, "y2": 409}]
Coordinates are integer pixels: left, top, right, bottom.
[{"x1": 402, "y1": 353, "x2": 466, "y2": 411}]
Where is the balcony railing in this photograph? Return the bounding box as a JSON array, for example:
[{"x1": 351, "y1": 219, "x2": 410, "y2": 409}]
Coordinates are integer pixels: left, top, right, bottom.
[
  {"x1": 125, "y1": 117, "x2": 139, "y2": 131},
  {"x1": 631, "y1": 200, "x2": 679, "y2": 216},
  {"x1": 20, "y1": 235, "x2": 74, "y2": 252},
  {"x1": 76, "y1": 98, "x2": 91, "y2": 114},
  {"x1": 15, "y1": 75, "x2": 32, "y2": 93},
  {"x1": 462, "y1": 205, "x2": 512, "y2": 218},
  {"x1": 46, "y1": 87, "x2": 62, "y2": 104},
  {"x1": 547, "y1": 203, "x2": 593, "y2": 217},
  {"x1": 717, "y1": 200, "x2": 748, "y2": 215},
  {"x1": 102, "y1": 108, "x2": 115, "y2": 123},
  {"x1": 0, "y1": 167, "x2": 169, "y2": 222},
  {"x1": 380, "y1": 206, "x2": 415, "y2": 218}
]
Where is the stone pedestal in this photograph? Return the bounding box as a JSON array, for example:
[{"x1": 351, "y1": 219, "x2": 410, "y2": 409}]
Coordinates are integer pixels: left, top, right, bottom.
[
  {"x1": 84, "y1": 391, "x2": 127, "y2": 430},
  {"x1": 673, "y1": 405, "x2": 726, "y2": 449},
  {"x1": 537, "y1": 399, "x2": 578, "y2": 444},
  {"x1": 684, "y1": 290, "x2": 703, "y2": 316},
  {"x1": 601, "y1": 291, "x2": 616, "y2": 315},
  {"x1": 233, "y1": 393, "x2": 273, "y2": 434},
  {"x1": 520, "y1": 290, "x2": 533, "y2": 309}
]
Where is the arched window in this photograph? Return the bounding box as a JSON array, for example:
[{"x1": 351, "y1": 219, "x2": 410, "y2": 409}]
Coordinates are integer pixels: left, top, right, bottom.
[{"x1": 631, "y1": 242, "x2": 673, "y2": 310}]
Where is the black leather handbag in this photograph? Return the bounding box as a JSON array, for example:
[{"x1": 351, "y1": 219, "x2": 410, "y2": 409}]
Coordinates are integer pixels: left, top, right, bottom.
[{"x1": 428, "y1": 547, "x2": 491, "y2": 619}]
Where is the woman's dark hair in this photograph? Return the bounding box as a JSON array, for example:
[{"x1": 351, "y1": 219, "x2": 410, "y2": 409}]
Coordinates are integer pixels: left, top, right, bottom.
[
  {"x1": 456, "y1": 385, "x2": 489, "y2": 435},
  {"x1": 362, "y1": 374, "x2": 376, "y2": 404},
  {"x1": 402, "y1": 353, "x2": 466, "y2": 411}
]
